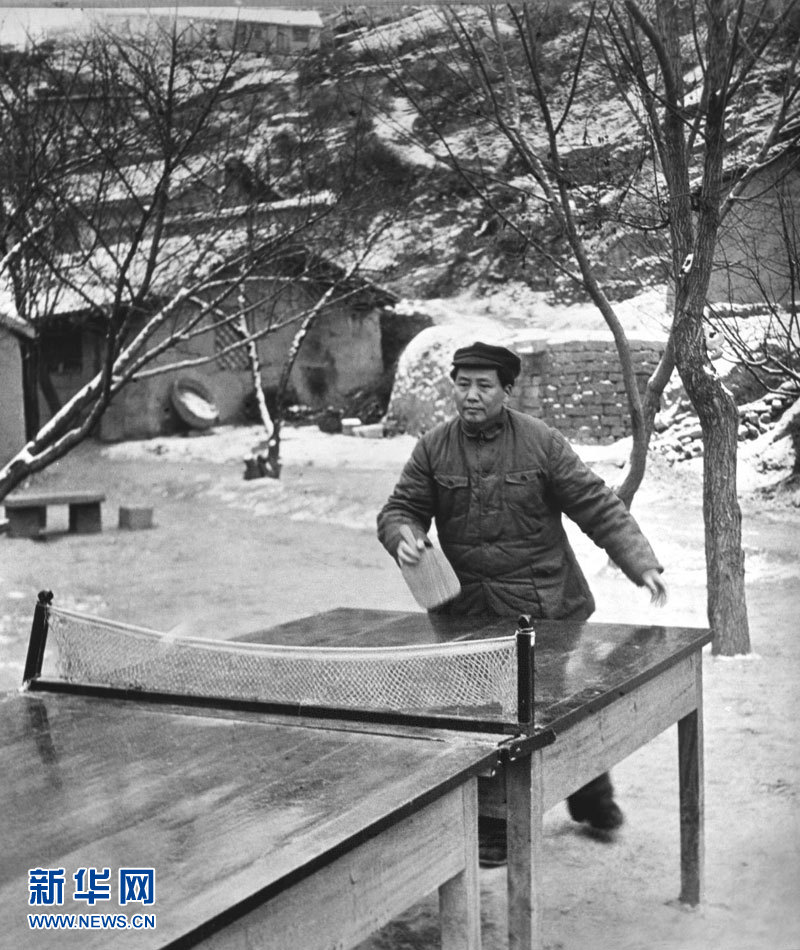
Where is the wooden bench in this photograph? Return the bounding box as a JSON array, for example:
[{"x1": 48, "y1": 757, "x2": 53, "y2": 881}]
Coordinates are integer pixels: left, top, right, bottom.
[{"x1": 4, "y1": 491, "x2": 105, "y2": 538}]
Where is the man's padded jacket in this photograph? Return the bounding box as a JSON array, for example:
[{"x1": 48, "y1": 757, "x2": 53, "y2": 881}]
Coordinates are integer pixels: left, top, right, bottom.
[{"x1": 377, "y1": 408, "x2": 662, "y2": 620}]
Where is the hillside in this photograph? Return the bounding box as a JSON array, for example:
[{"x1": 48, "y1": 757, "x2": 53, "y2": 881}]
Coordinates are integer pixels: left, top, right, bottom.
[{"x1": 296, "y1": 5, "x2": 795, "y2": 305}]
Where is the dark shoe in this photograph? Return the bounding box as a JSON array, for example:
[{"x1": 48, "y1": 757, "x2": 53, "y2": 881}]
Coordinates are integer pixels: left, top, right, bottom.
[
  {"x1": 567, "y1": 773, "x2": 624, "y2": 831},
  {"x1": 478, "y1": 816, "x2": 507, "y2": 868},
  {"x1": 585, "y1": 797, "x2": 624, "y2": 831}
]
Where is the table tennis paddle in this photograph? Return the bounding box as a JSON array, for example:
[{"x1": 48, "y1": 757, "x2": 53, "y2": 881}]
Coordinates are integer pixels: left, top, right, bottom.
[{"x1": 398, "y1": 524, "x2": 461, "y2": 609}]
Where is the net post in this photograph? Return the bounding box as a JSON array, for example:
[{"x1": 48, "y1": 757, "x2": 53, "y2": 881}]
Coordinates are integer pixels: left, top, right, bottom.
[
  {"x1": 516, "y1": 614, "x2": 535, "y2": 728},
  {"x1": 22, "y1": 590, "x2": 53, "y2": 686}
]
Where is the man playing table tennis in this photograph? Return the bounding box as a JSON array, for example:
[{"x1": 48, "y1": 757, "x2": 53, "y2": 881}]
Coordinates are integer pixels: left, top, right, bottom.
[{"x1": 377, "y1": 341, "x2": 667, "y2": 864}]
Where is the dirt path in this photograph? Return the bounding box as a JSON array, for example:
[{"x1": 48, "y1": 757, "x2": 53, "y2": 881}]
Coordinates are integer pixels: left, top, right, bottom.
[{"x1": 1, "y1": 425, "x2": 798, "y2": 950}]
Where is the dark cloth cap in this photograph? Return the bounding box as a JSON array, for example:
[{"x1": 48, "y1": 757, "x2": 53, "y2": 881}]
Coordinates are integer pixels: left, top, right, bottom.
[{"x1": 452, "y1": 342, "x2": 522, "y2": 380}]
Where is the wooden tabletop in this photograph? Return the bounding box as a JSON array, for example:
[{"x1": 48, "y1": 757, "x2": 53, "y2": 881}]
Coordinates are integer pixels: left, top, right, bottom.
[
  {"x1": 237, "y1": 608, "x2": 713, "y2": 734},
  {"x1": 0, "y1": 690, "x2": 499, "y2": 949}
]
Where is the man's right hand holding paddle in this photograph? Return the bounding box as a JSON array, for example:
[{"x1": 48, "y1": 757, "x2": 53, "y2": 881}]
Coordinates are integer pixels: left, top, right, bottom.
[{"x1": 396, "y1": 529, "x2": 427, "y2": 567}]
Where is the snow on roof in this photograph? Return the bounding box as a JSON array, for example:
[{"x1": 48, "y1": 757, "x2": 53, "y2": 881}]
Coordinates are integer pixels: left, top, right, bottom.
[
  {"x1": 141, "y1": 7, "x2": 323, "y2": 28},
  {"x1": 0, "y1": 232, "x2": 222, "y2": 318},
  {"x1": 0, "y1": 6, "x2": 321, "y2": 50},
  {"x1": 0, "y1": 7, "x2": 100, "y2": 48},
  {"x1": 0, "y1": 192, "x2": 376, "y2": 319}
]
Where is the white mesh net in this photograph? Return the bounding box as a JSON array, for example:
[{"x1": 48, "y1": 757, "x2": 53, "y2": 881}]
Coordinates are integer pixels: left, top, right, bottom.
[{"x1": 44, "y1": 607, "x2": 518, "y2": 719}]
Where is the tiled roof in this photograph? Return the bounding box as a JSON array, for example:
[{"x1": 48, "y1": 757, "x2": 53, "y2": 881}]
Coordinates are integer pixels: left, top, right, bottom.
[{"x1": 126, "y1": 7, "x2": 323, "y2": 28}]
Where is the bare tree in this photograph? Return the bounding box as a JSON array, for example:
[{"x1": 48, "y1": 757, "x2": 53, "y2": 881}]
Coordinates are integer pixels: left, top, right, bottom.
[
  {"x1": 351, "y1": 1, "x2": 798, "y2": 653},
  {"x1": 602, "y1": 0, "x2": 798, "y2": 653},
  {"x1": 0, "y1": 20, "x2": 407, "y2": 494}
]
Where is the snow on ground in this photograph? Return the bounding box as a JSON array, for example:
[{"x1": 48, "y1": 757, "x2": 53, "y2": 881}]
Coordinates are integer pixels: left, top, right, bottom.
[
  {"x1": 102, "y1": 424, "x2": 418, "y2": 469},
  {"x1": 373, "y1": 98, "x2": 439, "y2": 169},
  {"x1": 349, "y1": 6, "x2": 446, "y2": 53},
  {"x1": 101, "y1": 421, "x2": 634, "y2": 469}
]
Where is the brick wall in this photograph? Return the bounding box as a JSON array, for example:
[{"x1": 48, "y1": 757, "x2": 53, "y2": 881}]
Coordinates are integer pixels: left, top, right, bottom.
[
  {"x1": 511, "y1": 338, "x2": 664, "y2": 444},
  {"x1": 385, "y1": 326, "x2": 667, "y2": 442}
]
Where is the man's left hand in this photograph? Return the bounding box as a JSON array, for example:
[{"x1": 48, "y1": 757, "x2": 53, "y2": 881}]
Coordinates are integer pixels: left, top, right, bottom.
[{"x1": 641, "y1": 569, "x2": 667, "y2": 607}]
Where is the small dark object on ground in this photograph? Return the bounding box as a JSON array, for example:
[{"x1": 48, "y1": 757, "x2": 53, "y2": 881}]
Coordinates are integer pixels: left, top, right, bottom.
[
  {"x1": 317, "y1": 407, "x2": 343, "y2": 434},
  {"x1": 119, "y1": 506, "x2": 154, "y2": 530},
  {"x1": 243, "y1": 454, "x2": 281, "y2": 480}
]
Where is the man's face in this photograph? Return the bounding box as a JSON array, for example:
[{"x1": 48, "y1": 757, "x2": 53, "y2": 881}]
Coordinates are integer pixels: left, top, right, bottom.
[{"x1": 452, "y1": 367, "x2": 510, "y2": 424}]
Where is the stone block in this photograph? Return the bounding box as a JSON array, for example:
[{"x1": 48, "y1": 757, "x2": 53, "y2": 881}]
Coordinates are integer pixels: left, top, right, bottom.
[
  {"x1": 70, "y1": 503, "x2": 102, "y2": 534},
  {"x1": 353, "y1": 423, "x2": 385, "y2": 439},
  {"x1": 119, "y1": 506, "x2": 154, "y2": 530},
  {"x1": 6, "y1": 506, "x2": 45, "y2": 539}
]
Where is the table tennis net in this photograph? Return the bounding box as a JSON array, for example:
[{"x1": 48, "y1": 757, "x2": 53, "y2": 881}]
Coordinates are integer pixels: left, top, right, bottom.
[{"x1": 43, "y1": 607, "x2": 518, "y2": 718}]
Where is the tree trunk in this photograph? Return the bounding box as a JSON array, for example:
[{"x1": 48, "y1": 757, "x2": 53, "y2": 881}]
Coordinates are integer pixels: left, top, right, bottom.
[
  {"x1": 238, "y1": 313, "x2": 281, "y2": 480},
  {"x1": 0, "y1": 457, "x2": 33, "y2": 499},
  {"x1": 650, "y1": 0, "x2": 751, "y2": 655},
  {"x1": 673, "y1": 314, "x2": 751, "y2": 655},
  {"x1": 268, "y1": 313, "x2": 317, "y2": 479}
]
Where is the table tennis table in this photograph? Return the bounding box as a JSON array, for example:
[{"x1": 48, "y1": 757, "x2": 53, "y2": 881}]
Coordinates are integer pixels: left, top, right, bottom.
[
  {"x1": 2, "y1": 598, "x2": 712, "y2": 950},
  {"x1": 238, "y1": 607, "x2": 713, "y2": 950},
  {"x1": 1, "y1": 687, "x2": 500, "y2": 949}
]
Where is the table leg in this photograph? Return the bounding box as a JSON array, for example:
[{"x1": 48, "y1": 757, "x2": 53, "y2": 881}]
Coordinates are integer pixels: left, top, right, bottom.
[
  {"x1": 678, "y1": 658, "x2": 705, "y2": 905},
  {"x1": 6, "y1": 506, "x2": 46, "y2": 538},
  {"x1": 69, "y1": 502, "x2": 102, "y2": 534},
  {"x1": 439, "y1": 777, "x2": 481, "y2": 950},
  {"x1": 198, "y1": 780, "x2": 482, "y2": 950},
  {"x1": 506, "y1": 750, "x2": 545, "y2": 950}
]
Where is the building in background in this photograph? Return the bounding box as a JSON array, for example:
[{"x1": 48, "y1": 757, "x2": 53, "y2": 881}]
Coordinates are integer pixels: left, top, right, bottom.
[
  {"x1": 106, "y1": 7, "x2": 323, "y2": 55},
  {"x1": 0, "y1": 7, "x2": 324, "y2": 55}
]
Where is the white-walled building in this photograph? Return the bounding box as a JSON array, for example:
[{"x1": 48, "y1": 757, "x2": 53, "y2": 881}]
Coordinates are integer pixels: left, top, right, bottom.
[
  {"x1": 108, "y1": 7, "x2": 323, "y2": 55},
  {"x1": 0, "y1": 7, "x2": 323, "y2": 55}
]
